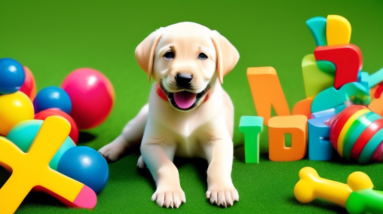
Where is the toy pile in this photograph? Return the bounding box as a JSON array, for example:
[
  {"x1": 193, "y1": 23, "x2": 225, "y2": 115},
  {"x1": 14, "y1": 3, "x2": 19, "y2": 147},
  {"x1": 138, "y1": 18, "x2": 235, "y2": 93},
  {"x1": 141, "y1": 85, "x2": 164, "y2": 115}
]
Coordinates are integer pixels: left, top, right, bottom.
[
  {"x1": 0, "y1": 58, "x2": 115, "y2": 212},
  {"x1": 292, "y1": 15, "x2": 383, "y2": 214},
  {"x1": 302, "y1": 15, "x2": 383, "y2": 163},
  {"x1": 242, "y1": 15, "x2": 383, "y2": 165}
]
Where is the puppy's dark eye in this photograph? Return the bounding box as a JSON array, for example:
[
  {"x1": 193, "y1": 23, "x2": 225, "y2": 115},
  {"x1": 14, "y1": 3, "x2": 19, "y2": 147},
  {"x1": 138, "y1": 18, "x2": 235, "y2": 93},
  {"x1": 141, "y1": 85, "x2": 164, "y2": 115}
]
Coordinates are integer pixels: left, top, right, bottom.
[
  {"x1": 198, "y1": 53, "x2": 208, "y2": 60},
  {"x1": 164, "y1": 51, "x2": 175, "y2": 60}
]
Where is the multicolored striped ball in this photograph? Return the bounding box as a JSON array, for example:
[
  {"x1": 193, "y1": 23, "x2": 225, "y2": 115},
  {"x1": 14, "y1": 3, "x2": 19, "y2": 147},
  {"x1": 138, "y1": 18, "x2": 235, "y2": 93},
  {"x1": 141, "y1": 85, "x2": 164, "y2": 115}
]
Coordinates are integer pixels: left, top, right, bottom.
[{"x1": 330, "y1": 105, "x2": 383, "y2": 163}]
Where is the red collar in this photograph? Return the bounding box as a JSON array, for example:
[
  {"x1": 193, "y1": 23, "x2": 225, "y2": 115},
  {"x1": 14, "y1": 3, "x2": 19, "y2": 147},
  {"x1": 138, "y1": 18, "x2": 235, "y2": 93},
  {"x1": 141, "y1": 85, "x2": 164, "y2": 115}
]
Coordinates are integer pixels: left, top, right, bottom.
[{"x1": 156, "y1": 84, "x2": 209, "y2": 103}]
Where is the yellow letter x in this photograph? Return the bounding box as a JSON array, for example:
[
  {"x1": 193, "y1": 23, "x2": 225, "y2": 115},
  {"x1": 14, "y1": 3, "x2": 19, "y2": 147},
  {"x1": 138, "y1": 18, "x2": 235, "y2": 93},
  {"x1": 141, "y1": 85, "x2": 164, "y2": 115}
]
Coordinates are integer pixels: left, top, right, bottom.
[{"x1": 0, "y1": 116, "x2": 97, "y2": 214}]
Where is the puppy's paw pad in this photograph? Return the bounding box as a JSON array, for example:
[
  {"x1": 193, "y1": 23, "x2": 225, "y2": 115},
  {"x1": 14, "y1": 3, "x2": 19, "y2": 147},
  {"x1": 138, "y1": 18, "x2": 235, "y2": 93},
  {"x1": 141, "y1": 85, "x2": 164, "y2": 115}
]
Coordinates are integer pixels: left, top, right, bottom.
[
  {"x1": 152, "y1": 189, "x2": 186, "y2": 208},
  {"x1": 207, "y1": 187, "x2": 238, "y2": 207}
]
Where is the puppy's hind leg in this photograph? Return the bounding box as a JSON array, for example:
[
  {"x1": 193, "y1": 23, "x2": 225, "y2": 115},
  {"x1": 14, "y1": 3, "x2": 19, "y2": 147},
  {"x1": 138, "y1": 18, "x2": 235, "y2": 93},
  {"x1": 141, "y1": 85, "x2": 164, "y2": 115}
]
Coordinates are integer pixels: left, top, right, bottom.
[{"x1": 99, "y1": 104, "x2": 148, "y2": 162}]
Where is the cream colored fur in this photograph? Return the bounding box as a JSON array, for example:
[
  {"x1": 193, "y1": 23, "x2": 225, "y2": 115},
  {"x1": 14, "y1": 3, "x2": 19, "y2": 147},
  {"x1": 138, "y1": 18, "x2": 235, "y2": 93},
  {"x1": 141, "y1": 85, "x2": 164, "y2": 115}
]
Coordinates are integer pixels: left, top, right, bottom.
[{"x1": 99, "y1": 22, "x2": 239, "y2": 208}]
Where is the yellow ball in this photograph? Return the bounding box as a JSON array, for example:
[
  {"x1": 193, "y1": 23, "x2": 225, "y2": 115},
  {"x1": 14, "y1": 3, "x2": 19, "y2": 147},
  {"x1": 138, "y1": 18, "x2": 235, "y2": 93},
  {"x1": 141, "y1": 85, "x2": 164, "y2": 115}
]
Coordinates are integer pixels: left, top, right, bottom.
[{"x1": 0, "y1": 91, "x2": 34, "y2": 136}]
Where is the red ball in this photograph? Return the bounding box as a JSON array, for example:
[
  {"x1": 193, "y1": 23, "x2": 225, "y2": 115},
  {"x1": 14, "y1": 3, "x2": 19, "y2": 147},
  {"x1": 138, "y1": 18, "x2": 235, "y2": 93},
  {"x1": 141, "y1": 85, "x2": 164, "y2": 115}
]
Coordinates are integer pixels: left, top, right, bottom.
[
  {"x1": 35, "y1": 108, "x2": 79, "y2": 144},
  {"x1": 20, "y1": 66, "x2": 37, "y2": 101},
  {"x1": 61, "y1": 68, "x2": 115, "y2": 130}
]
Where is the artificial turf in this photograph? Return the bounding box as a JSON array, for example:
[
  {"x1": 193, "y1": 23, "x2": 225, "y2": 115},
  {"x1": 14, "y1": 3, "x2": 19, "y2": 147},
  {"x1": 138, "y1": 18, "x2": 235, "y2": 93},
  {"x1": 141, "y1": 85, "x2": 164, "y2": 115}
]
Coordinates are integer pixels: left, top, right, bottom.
[{"x1": 1, "y1": 0, "x2": 383, "y2": 213}]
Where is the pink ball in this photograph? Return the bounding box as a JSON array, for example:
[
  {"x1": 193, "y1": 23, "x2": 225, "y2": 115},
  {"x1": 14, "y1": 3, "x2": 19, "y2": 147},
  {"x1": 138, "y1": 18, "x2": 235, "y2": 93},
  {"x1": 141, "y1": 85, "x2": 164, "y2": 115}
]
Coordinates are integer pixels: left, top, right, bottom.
[{"x1": 62, "y1": 68, "x2": 115, "y2": 130}]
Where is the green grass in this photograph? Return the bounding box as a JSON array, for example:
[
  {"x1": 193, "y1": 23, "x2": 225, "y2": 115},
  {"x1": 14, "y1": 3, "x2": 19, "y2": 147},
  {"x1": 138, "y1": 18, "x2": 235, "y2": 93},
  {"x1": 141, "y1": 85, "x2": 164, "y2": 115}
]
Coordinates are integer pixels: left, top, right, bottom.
[{"x1": 0, "y1": 0, "x2": 383, "y2": 213}]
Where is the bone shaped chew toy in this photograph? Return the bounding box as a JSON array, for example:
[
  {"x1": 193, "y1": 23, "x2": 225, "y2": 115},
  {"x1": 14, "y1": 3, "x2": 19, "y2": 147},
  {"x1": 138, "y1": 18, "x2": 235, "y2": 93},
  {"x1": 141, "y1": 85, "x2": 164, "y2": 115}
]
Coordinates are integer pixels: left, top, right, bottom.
[
  {"x1": 294, "y1": 167, "x2": 383, "y2": 214},
  {"x1": 294, "y1": 167, "x2": 353, "y2": 207}
]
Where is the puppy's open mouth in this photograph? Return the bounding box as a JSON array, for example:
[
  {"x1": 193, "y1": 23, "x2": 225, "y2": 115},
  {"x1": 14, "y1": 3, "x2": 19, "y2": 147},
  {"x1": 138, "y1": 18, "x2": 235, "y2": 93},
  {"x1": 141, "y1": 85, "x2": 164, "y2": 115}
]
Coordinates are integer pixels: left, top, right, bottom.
[{"x1": 160, "y1": 82, "x2": 210, "y2": 111}]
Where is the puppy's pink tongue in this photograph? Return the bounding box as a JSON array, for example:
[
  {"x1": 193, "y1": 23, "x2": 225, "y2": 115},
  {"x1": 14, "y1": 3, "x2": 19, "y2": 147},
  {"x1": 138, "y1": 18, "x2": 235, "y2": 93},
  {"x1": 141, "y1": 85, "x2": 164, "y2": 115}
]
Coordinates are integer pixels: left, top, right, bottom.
[{"x1": 174, "y1": 91, "x2": 197, "y2": 109}]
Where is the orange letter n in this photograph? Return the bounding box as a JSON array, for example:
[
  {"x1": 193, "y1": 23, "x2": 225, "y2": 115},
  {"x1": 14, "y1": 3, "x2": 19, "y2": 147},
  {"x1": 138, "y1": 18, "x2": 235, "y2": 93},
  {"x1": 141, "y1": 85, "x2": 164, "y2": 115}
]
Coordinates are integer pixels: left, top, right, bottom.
[{"x1": 247, "y1": 66, "x2": 290, "y2": 125}]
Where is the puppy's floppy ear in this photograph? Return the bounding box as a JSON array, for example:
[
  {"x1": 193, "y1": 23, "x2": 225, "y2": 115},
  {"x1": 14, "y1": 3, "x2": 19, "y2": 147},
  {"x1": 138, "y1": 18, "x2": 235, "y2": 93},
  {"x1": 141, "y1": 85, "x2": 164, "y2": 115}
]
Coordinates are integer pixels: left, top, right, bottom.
[
  {"x1": 135, "y1": 28, "x2": 164, "y2": 82},
  {"x1": 210, "y1": 30, "x2": 240, "y2": 84}
]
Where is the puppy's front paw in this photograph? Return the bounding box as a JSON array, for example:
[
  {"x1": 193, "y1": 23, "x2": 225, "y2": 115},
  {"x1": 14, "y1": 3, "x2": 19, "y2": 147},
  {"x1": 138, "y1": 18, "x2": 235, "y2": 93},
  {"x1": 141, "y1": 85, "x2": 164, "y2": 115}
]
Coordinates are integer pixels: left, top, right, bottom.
[
  {"x1": 206, "y1": 185, "x2": 239, "y2": 207},
  {"x1": 151, "y1": 186, "x2": 186, "y2": 208},
  {"x1": 98, "y1": 135, "x2": 129, "y2": 162}
]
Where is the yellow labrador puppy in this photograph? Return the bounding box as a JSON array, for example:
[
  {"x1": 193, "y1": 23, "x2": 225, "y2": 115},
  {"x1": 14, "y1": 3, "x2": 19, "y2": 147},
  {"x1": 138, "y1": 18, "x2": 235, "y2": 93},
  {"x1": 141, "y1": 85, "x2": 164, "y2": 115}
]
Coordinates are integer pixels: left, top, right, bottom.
[{"x1": 99, "y1": 22, "x2": 239, "y2": 208}]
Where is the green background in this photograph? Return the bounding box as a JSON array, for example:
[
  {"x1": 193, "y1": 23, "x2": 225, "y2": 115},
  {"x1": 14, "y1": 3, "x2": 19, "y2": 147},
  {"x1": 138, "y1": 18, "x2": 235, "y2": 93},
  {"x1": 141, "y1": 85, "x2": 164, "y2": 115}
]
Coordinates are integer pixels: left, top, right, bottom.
[{"x1": 1, "y1": 0, "x2": 383, "y2": 213}]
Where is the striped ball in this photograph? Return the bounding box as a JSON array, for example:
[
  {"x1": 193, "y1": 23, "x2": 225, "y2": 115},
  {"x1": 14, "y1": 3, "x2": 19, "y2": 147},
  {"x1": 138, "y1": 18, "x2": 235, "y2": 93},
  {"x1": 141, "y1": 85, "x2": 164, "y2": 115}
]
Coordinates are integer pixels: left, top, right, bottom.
[{"x1": 330, "y1": 105, "x2": 383, "y2": 163}]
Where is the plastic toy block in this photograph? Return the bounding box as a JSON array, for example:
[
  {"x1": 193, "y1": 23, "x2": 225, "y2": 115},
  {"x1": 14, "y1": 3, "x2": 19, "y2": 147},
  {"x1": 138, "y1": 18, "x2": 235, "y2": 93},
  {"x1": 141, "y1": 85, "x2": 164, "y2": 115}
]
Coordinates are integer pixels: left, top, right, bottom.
[
  {"x1": 316, "y1": 60, "x2": 336, "y2": 74},
  {"x1": 294, "y1": 167, "x2": 352, "y2": 207},
  {"x1": 311, "y1": 82, "x2": 369, "y2": 113},
  {"x1": 369, "y1": 89, "x2": 383, "y2": 116},
  {"x1": 0, "y1": 116, "x2": 97, "y2": 214},
  {"x1": 292, "y1": 97, "x2": 313, "y2": 119},
  {"x1": 314, "y1": 44, "x2": 363, "y2": 90},
  {"x1": 247, "y1": 67, "x2": 290, "y2": 125},
  {"x1": 372, "y1": 84, "x2": 382, "y2": 99},
  {"x1": 311, "y1": 87, "x2": 346, "y2": 113},
  {"x1": 308, "y1": 116, "x2": 333, "y2": 161},
  {"x1": 369, "y1": 84, "x2": 383, "y2": 116},
  {"x1": 368, "y1": 98, "x2": 383, "y2": 116},
  {"x1": 346, "y1": 189, "x2": 383, "y2": 214},
  {"x1": 326, "y1": 15, "x2": 351, "y2": 46},
  {"x1": 358, "y1": 71, "x2": 369, "y2": 90},
  {"x1": 369, "y1": 67, "x2": 383, "y2": 88},
  {"x1": 302, "y1": 54, "x2": 334, "y2": 98},
  {"x1": 312, "y1": 108, "x2": 336, "y2": 119},
  {"x1": 311, "y1": 105, "x2": 346, "y2": 119},
  {"x1": 268, "y1": 115, "x2": 307, "y2": 161},
  {"x1": 374, "y1": 85, "x2": 383, "y2": 99},
  {"x1": 239, "y1": 116, "x2": 264, "y2": 163},
  {"x1": 306, "y1": 16, "x2": 327, "y2": 46},
  {"x1": 342, "y1": 82, "x2": 370, "y2": 104}
]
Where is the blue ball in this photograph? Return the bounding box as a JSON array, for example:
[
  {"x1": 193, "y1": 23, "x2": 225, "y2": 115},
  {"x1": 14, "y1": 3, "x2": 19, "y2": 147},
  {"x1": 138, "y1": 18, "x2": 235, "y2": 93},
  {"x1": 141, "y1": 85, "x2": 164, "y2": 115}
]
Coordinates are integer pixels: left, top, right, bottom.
[
  {"x1": 0, "y1": 58, "x2": 25, "y2": 94},
  {"x1": 58, "y1": 146, "x2": 109, "y2": 194},
  {"x1": 33, "y1": 86, "x2": 72, "y2": 114}
]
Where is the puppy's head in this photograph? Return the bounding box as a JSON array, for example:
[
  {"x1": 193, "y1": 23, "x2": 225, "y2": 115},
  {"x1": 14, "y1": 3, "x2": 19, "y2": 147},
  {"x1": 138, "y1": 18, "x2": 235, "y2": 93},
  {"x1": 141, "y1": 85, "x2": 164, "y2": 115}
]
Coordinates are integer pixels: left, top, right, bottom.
[{"x1": 135, "y1": 22, "x2": 239, "y2": 111}]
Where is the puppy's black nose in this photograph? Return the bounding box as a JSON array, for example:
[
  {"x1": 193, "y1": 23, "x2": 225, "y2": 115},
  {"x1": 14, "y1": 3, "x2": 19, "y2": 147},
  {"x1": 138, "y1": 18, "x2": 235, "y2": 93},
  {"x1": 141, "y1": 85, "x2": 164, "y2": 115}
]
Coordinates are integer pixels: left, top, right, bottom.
[{"x1": 176, "y1": 73, "x2": 193, "y2": 88}]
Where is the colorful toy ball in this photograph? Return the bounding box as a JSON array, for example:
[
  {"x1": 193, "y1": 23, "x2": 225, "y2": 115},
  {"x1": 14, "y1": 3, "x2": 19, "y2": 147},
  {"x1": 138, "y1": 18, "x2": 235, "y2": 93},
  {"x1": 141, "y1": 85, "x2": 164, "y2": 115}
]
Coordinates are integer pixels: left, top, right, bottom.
[
  {"x1": 0, "y1": 91, "x2": 34, "y2": 136},
  {"x1": 35, "y1": 108, "x2": 79, "y2": 144},
  {"x1": 6, "y1": 120, "x2": 76, "y2": 170},
  {"x1": 33, "y1": 86, "x2": 72, "y2": 114},
  {"x1": 58, "y1": 146, "x2": 109, "y2": 194},
  {"x1": 20, "y1": 66, "x2": 37, "y2": 101},
  {"x1": 61, "y1": 68, "x2": 115, "y2": 130},
  {"x1": 0, "y1": 58, "x2": 25, "y2": 94},
  {"x1": 329, "y1": 105, "x2": 383, "y2": 164}
]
